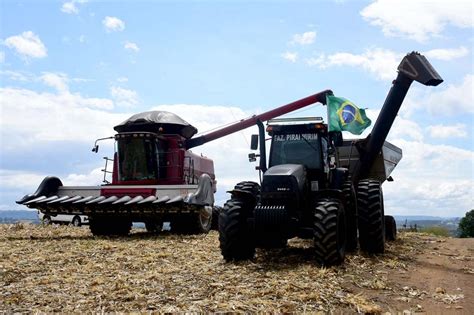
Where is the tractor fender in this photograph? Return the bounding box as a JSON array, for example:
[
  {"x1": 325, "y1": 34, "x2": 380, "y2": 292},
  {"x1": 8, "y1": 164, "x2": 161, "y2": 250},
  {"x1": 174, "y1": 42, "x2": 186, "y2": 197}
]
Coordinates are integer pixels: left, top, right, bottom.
[
  {"x1": 16, "y1": 176, "x2": 63, "y2": 204},
  {"x1": 185, "y1": 173, "x2": 214, "y2": 206}
]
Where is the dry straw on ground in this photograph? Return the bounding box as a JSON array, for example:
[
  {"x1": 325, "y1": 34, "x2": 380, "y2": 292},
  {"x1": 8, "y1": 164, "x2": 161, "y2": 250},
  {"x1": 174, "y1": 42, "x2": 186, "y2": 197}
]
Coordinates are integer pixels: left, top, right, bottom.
[{"x1": 0, "y1": 223, "x2": 468, "y2": 313}]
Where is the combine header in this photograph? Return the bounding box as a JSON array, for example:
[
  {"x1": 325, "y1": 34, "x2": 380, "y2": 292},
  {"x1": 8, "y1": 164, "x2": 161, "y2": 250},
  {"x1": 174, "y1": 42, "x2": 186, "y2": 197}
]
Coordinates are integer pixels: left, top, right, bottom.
[
  {"x1": 218, "y1": 52, "x2": 443, "y2": 265},
  {"x1": 18, "y1": 90, "x2": 334, "y2": 235}
]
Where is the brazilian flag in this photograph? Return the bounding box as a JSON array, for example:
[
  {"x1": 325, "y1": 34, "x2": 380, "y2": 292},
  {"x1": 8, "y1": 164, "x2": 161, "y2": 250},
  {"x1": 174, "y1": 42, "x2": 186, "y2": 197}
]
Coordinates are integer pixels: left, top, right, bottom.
[{"x1": 326, "y1": 95, "x2": 371, "y2": 135}]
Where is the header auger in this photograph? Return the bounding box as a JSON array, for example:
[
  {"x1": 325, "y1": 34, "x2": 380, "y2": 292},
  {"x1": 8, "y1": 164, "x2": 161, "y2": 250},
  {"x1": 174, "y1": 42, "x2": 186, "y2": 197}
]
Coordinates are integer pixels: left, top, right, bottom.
[{"x1": 218, "y1": 52, "x2": 443, "y2": 265}]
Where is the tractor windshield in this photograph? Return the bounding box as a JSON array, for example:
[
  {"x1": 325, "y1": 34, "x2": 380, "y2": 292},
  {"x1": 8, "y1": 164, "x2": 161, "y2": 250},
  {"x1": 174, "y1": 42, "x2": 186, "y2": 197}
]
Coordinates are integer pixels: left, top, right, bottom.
[
  {"x1": 269, "y1": 133, "x2": 322, "y2": 169},
  {"x1": 117, "y1": 136, "x2": 166, "y2": 182}
]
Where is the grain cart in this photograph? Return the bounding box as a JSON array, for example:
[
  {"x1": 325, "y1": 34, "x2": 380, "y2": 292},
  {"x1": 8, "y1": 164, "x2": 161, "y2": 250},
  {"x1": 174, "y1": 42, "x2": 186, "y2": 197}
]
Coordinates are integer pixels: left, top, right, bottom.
[
  {"x1": 218, "y1": 52, "x2": 443, "y2": 265},
  {"x1": 17, "y1": 91, "x2": 335, "y2": 236}
]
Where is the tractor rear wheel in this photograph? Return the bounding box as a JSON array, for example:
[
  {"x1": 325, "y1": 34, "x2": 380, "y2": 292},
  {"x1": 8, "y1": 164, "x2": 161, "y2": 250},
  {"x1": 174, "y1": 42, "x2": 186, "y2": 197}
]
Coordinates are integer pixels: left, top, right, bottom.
[
  {"x1": 385, "y1": 215, "x2": 397, "y2": 241},
  {"x1": 342, "y1": 180, "x2": 358, "y2": 251},
  {"x1": 313, "y1": 198, "x2": 346, "y2": 266},
  {"x1": 219, "y1": 197, "x2": 256, "y2": 261},
  {"x1": 357, "y1": 179, "x2": 385, "y2": 254}
]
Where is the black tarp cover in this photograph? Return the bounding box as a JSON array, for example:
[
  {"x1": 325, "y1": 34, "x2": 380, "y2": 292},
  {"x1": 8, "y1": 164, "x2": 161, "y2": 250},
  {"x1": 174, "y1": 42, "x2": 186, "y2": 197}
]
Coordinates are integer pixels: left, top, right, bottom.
[{"x1": 114, "y1": 111, "x2": 198, "y2": 139}]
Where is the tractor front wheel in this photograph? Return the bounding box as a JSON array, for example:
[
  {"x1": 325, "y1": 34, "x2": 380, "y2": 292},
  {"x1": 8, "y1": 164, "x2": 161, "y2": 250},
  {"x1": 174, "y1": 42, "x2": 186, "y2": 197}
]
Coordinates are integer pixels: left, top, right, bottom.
[
  {"x1": 313, "y1": 198, "x2": 346, "y2": 266},
  {"x1": 219, "y1": 198, "x2": 256, "y2": 261},
  {"x1": 357, "y1": 179, "x2": 385, "y2": 254}
]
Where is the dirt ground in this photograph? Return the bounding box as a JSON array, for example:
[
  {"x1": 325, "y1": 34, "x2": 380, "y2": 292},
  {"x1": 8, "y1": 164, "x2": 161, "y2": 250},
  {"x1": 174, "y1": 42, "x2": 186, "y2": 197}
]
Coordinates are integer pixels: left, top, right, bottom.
[{"x1": 0, "y1": 223, "x2": 472, "y2": 313}]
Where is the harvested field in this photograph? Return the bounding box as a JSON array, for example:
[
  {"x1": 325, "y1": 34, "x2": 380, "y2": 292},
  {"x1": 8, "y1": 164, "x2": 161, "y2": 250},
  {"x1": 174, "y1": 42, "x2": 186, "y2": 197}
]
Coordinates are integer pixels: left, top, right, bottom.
[{"x1": 1, "y1": 223, "x2": 472, "y2": 313}]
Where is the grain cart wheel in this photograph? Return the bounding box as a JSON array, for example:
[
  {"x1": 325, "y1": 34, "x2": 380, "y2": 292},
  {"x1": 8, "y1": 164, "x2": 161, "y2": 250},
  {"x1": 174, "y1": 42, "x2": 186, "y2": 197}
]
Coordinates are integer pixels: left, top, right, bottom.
[
  {"x1": 357, "y1": 179, "x2": 385, "y2": 254},
  {"x1": 71, "y1": 215, "x2": 81, "y2": 227},
  {"x1": 313, "y1": 198, "x2": 346, "y2": 266},
  {"x1": 219, "y1": 197, "x2": 256, "y2": 261},
  {"x1": 342, "y1": 180, "x2": 358, "y2": 252},
  {"x1": 385, "y1": 215, "x2": 397, "y2": 241}
]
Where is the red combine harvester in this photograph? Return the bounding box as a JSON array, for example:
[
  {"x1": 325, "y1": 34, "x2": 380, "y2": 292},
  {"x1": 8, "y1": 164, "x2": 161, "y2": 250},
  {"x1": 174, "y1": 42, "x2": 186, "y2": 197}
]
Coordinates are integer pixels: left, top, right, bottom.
[{"x1": 17, "y1": 91, "x2": 333, "y2": 236}]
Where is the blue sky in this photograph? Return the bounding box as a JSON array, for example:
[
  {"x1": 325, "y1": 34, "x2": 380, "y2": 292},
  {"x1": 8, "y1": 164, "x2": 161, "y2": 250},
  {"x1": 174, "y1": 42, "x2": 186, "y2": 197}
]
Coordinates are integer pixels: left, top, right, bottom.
[{"x1": 1, "y1": 0, "x2": 473, "y2": 216}]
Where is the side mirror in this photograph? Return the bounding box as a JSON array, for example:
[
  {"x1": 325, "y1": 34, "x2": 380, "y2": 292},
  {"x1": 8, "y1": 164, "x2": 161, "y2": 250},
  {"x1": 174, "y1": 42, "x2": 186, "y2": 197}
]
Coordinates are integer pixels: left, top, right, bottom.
[
  {"x1": 92, "y1": 145, "x2": 99, "y2": 153},
  {"x1": 248, "y1": 153, "x2": 258, "y2": 162},
  {"x1": 250, "y1": 134, "x2": 259, "y2": 150}
]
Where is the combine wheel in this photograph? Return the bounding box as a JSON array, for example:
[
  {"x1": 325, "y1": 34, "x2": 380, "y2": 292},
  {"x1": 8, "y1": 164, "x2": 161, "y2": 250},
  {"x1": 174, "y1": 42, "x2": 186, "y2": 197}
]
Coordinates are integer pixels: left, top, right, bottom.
[
  {"x1": 42, "y1": 215, "x2": 52, "y2": 225},
  {"x1": 342, "y1": 180, "x2": 358, "y2": 251},
  {"x1": 385, "y1": 215, "x2": 397, "y2": 241},
  {"x1": 313, "y1": 198, "x2": 346, "y2": 266},
  {"x1": 71, "y1": 216, "x2": 81, "y2": 227},
  {"x1": 357, "y1": 179, "x2": 385, "y2": 254},
  {"x1": 192, "y1": 206, "x2": 212, "y2": 234}
]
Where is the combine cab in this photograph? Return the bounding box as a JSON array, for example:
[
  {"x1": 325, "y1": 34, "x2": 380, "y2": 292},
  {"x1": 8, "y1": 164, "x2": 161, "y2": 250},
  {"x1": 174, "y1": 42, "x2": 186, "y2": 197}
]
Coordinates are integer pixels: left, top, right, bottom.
[{"x1": 218, "y1": 52, "x2": 443, "y2": 265}]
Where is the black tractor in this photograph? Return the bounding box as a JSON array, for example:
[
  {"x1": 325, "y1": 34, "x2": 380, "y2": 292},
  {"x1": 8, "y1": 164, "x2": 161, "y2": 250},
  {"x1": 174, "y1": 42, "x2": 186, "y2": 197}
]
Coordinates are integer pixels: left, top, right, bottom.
[{"x1": 218, "y1": 51, "x2": 443, "y2": 265}]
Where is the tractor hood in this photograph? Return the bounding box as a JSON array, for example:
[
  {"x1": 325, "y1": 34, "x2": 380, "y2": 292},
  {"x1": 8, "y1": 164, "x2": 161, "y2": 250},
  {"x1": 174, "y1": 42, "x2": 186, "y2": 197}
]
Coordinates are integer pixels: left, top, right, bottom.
[
  {"x1": 114, "y1": 111, "x2": 198, "y2": 139},
  {"x1": 262, "y1": 164, "x2": 306, "y2": 192}
]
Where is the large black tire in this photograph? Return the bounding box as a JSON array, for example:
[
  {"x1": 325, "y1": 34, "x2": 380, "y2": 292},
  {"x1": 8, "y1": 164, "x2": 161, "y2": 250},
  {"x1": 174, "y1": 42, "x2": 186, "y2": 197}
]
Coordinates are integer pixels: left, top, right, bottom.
[
  {"x1": 219, "y1": 198, "x2": 255, "y2": 261},
  {"x1": 342, "y1": 180, "x2": 358, "y2": 252},
  {"x1": 172, "y1": 208, "x2": 212, "y2": 234},
  {"x1": 219, "y1": 181, "x2": 260, "y2": 261},
  {"x1": 313, "y1": 198, "x2": 346, "y2": 266},
  {"x1": 89, "y1": 217, "x2": 132, "y2": 236},
  {"x1": 357, "y1": 179, "x2": 385, "y2": 254},
  {"x1": 385, "y1": 215, "x2": 397, "y2": 241}
]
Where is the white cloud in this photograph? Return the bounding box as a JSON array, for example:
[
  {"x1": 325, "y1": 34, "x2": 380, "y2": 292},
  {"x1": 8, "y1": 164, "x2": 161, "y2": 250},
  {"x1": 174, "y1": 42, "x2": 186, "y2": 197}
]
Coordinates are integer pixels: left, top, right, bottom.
[
  {"x1": 281, "y1": 51, "x2": 298, "y2": 63},
  {"x1": 291, "y1": 31, "x2": 316, "y2": 45},
  {"x1": 361, "y1": 0, "x2": 474, "y2": 42},
  {"x1": 427, "y1": 123, "x2": 468, "y2": 139},
  {"x1": 0, "y1": 86, "x2": 119, "y2": 149},
  {"x1": 306, "y1": 48, "x2": 401, "y2": 81},
  {"x1": 102, "y1": 16, "x2": 125, "y2": 32},
  {"x1": 116, "y1": 77, "x2": 128, "y2": 83},
  {"x1": 384, "y1": 139, "x2": 474, "y2": 217},
  {"x1": 110, "y1": 86, "x2": 138, "y2": 107},
  {"x1": 424, "y1": 46, "x2": 469, "y2": 61},
  {"x1": 61, "y1": 2, "x2": 78, "y2": 14},
  {"x1": 40, "y1": 72, "x2": 69, "y2": 93},
  {"x1": 124, "y1": 41, "x2": 140, "y2": 52},
  {"x1": 425, "y1": 74, "x2": 473, "y2": 115},
  {"x1": 61, "y1": 0, "x2": 87, "y2": 15},
  {"x1": 4, "y1": 31, "x2": 47, "y2": 59},
  {"x1": 0, "y1": 70, "x2": 34, "y2": 82}
]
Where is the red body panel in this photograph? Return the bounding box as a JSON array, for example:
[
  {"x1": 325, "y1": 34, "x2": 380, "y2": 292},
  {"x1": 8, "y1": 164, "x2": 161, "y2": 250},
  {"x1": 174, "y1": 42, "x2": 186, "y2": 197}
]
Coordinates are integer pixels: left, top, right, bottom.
[{"x1": 101, "y1": 188, "x2": 157, "y2": 197}]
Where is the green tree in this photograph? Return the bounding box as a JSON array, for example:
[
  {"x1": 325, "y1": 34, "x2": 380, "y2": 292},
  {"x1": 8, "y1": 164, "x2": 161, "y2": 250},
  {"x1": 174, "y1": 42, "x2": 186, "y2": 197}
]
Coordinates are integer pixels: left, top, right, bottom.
[{"x1": 458, "y1": 210, "x2": 474, "y2": 238}]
